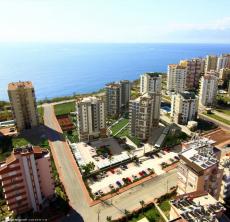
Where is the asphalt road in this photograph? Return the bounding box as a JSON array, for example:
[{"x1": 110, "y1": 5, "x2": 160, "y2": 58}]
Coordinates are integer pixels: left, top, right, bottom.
[{"x1": 43, "y1": 103, "x2": 178, "y2": 222}]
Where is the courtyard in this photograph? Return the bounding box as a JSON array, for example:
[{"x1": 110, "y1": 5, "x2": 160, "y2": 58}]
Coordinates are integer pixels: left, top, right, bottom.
[{"x1": 69, "y1": 137, "x2": 179, "y2": 200}]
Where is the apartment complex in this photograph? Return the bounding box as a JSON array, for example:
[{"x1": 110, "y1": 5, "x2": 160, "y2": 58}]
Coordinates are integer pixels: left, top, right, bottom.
[
  {"x1": 219, "y1": 68, "x2": 230, "y2": 81},
  {"x1": 0, "y1": 146, "x2": 54, "y2": 215},
  {"x1": 167, "y1": 64, "x2": 187, "y2": 94},
  {"x1": 129, "y1": 93, "x2": 160, "y2": 141},
  {"x1": 199, "y1": 75, "x2": 218, "y2": 107},
  {"x1": 170, "y1": 191, "x2": 226, "y2": 222},
  {"x1": 171, "y1": 92, "x2": 198, "y2": 125},
  {"x1": 8, "y1": 81, "x2": 39, "y2": 131},
  {"x1": 140, "y1": 72, "x2": 162, "y2": 95},
  {"x1": 205, "y1": 55, "x2": 218, "y2": 73},
  {"x1": 105, "y1": 80, "x2": 130, "y2": 117},
  {"x1": 180, "y1": 58, "x2": 204, "y2": 90},
  {"x1": 219, "y1": 157, "x2": 230, "y2": 204},
  {"x1": 177, "y1": 137, "x2": 223, "y2": 200},
  {"x1": 216, "y1": 54, "x2": 230, "y2": 71},
  {"x1": 76, "y1": 96, "x2": 106, "y2": 141}
]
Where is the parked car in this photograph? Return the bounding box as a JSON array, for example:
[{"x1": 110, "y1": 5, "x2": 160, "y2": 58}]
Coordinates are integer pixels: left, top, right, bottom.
[
  {"x1": 132, "y1": 174, "x2": 137, "y2": 179},
  {"x1": 98, "y1": 190, "x2": 104, "y2": 195},
  {"x1": 94, "y1": 192, "x2": 100, "y2": 198},
  {"x1": 139, "y1": 172, "x2": 143, "y2": 177},
  {"x1": 116, "y1": 181, "x2": 122, "y2": 187},
  {"x1": 110, "y1": 169, "x2": 115, "y2": 174},
  {"x1": 109, "y1": 184, "x2": 114, "y2": 189},
  {"x1": 126, "y1": 177, "x2": 132, "y2": 183},
  {"x1": 142, "y1": 170, "x2": 147, "y2": 175}
]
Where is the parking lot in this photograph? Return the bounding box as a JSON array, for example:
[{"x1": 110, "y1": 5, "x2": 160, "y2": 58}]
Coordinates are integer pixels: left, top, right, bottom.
[{"x1": 88, "y1": 150, "x2": 178, "y2": 196}]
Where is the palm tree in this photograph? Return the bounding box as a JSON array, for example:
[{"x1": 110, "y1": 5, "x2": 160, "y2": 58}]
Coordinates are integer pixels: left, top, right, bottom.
[
  {"x1": 106, "y1": 216, "x2": 112, "y2": 222},
  {"x1": 124, "y1": 209, "x2": 130, "y2": 222},
  {"x1": 139, "y1": 200, "x2": 145, "y2": 215}
]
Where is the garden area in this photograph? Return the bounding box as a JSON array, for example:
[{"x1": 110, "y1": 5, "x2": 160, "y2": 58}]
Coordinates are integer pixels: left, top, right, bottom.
[
  {"x1": 37, "y1": 106, "x2": 44, "y2": 124},
  {"x1": 163, "y1": 132, "x2": 188, "y2": 147},
  {"x1": 110, "y1": 118, "x2": 129, "y2": 136},
  {"x1": 54, "y1": 101, "x2": 76, "y2": 116},
  {"x1": 64, "y1": 129, "x2": 79, "y2": 143},
  {"x1": 204, "y1": 113, "x2": 230, "y2": 125},
  {"x1": 110, "y1": 190, "x2": 175, "y2": 222}
]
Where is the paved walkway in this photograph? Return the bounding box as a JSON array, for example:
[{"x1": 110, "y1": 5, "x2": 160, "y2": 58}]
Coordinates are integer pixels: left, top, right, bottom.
[{"x1": 213, "y1": 110, "x2": 230, "y2": 121}]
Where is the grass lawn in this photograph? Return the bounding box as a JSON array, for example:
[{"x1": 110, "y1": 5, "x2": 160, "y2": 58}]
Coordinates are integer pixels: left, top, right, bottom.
[
  {"x1": 116, "y1": 127, "x2": 129, "y2": 137},
  {"x1": 216, "y1": 108, "x2": 230, "y2": 116},
  {"x1": 115, "y1": 126, "x2": 141, "y2": 147},
  {"x1": 128, "y1": 206, "x2": 163, "y2": 222},
  {"x1": 159, "y1": 200, "x2": 171, "y2": 218},
  {"x1": 111, "y1": 118, "x2": 129, "y2": 135},
  {"x1": 37, "y1": 106, "x2": 44, "y2": 124},
  {"x1": 12, "y1": 137, "x2": 30, "y2": 147},
  {"x1": 54, "y1": 102, "x2": 75, "y2": 116},
  {"x1": 205, "y1": 113, "x2": 230, "y2": 125}
]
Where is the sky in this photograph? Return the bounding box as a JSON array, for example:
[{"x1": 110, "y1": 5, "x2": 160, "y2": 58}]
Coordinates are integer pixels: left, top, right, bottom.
[{"x1": 0, "y1": 0, "x2": 230, "y2": 43}]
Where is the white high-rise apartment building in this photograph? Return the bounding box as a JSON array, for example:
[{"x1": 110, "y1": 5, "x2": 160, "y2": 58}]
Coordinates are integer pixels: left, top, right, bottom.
[
  {"x1": 216, "y1": 54, "x2": 230, "y2": 72},
  {"x1": 76, "y1": 97, "x2": 106, "y2": 141},
  {"x1": 167, "y1": 64, "x2": 187, "y2": 94},
  {"x1": 199, "y1": 75, "x2": 218, "y2": 107},
  {"x1": 8, "y1": 81, "x2": 39, "y2": 131},
  {"x1": 171, "y1": 92, "x2": 198, "y2": 125},
  {"x1": 105, "y1": 80, "x2": 131, "y2": 117},
  {"x1": 129, "y1": 93, "x2": 160, "y2": 141},
  {"x1": 140, "y1": 72, "x2": 162, "y2": 95},
  {"x1": 205, "y1": 55, "x2": 218, "y2": 73}
]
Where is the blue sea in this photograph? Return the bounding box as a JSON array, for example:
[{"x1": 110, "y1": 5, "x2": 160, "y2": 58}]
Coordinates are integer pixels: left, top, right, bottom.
[{"x1": 1, "y1": 43, "x2": 230, "y2": 101}]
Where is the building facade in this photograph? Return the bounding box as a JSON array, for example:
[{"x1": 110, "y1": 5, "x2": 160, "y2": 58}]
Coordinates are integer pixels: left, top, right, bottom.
[
  {"x1": 8, "y1": 81, "x2": 39, "y2": 131},
  {"x1": 180, "y1": 58, "x2": 204, "y2": 90},
  {"x1": 167, "y1": 64, "x2": 187, "y2": 94},
  {"x1": 140, "y1": 73, "x2": 162, "y2": 95},
  {"x1": 105, "y1": 80, "x2": 131, "y2": 117},
  {"x1": 177, "y1": 138, "x2": 223, "y2": 200},
  {"x1": 219, "y1": 157, "x2": 230, "y2": 204},
  {"x1": 219, "y1": 68, "x2": 230, "y2": 81},
  {"x1": 199, "y1": 75, "x2": 218, "y2": 107},
  {"x1": 205, "y1": 55, "x2": 218, "y2": 73},
  {"x1": 216, "y1": 54, "x2": 230, "y2": 72},
  {"x1": 76, "y1": 96, "x2": 106, "y2": 141},
  {"x1": 0, "y1": 146, "x2": 54, "y2": 215},
  {"x1": 171, "y1": 92, "x2": 198, "y2": 125},
  {"x1": 129, "y1": 93, "x2": 160, "y2": 141}
]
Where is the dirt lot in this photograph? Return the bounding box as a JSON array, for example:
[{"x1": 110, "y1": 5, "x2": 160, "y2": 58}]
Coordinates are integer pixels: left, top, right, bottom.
[{"x1": 203, "y1": 128, "x2": 230, "y2": 148}]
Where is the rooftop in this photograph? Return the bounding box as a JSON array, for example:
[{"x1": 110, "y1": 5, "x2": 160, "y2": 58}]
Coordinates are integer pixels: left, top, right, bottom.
[
  {"x1": 8, "y1": 81, "x2": 34, "y2": 90},
  {"x1": 171, "y1": 191, "x2": 226, "y2": 222},
  {"x1": 79, "y1": 96, "x2": 101, "y2": 104},
  {"x1": 179, "y1": 91, "x2": 197, "y2": 100},
  {"x1": 180, "y1": 137, "x2": 219, "y2": 170},
  {"x1": 168, "y1": 64, "x2": 186, "y2": 69},
  {"x1": 142, "y1": 72, "x2": 161, "y2": 77}
]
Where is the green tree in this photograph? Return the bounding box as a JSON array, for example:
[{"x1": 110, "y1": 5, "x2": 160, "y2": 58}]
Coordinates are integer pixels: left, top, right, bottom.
[
  {"x1": 124, "y1": 209, "x2": 130, "y2": 222},
  {"x1": 81, "y1": 162, "x2": 95, "y2": 176},
  {"x1": 106, "y1": 216, "x2": 112, "y2": 222},
  {"x1": 139, "y1": 200, "x2": 145, "y2": 215}
]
